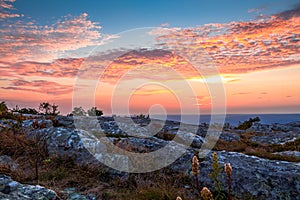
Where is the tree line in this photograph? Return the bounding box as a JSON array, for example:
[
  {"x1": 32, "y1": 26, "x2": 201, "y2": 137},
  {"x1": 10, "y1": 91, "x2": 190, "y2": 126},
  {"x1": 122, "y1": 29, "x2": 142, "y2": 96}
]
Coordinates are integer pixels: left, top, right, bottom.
[{"x1": 0, "y1": 101, "x2": 103, "y2": 117}]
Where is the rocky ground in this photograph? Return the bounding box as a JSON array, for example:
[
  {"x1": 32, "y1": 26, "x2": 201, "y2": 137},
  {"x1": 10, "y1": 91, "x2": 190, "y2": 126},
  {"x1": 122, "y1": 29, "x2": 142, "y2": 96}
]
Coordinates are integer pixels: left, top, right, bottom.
[{"x1": 0, "y1": 115, "x2": 299, "y2": 199}]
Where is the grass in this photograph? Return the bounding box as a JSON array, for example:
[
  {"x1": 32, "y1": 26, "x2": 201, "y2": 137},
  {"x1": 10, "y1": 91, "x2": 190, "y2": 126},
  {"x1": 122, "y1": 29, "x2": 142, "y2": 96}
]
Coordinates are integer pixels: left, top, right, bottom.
[
  {"x1": 213, "y1": 131, "x2": 300, "y2": 162},
  {"x1": 0, "y1": 128, "x2": 199, "y2": 199},
  {"x1": 1, "y1": 116, "x2": 299, "y2": 199},
  {"x1": 155, "y1": 131, "x2": 175, "y2": 141}
]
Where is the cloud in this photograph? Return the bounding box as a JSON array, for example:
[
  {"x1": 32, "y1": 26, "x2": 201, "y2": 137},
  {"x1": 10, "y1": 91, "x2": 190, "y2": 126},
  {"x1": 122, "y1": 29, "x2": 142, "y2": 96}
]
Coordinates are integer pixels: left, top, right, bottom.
[
  {"x1": 0, "y1": 12, "x2": 106, "y2": 64},
  {"x1": 133, "y1": 88, "x2": 173, "y2": 96},
  {"x1": 99, "y1": 49, "x2": 203, "y2": 84},
  {"x1": 0, "y1": 0, "x2": 22, "y2": 19},
  {"x1": 2, "y1": 79, "x2": 74, "y2": 95},
  {"x1": 275, "y1": 3, "x2": 300, "y2": 20},
  {"x1": 160, "y1": 22, "x2": 169, "y2": 27},
  {"x1": 1, "y1": 4, "x2": 299, "y2": 89},
  {"x1": 0, "y1": 57, "x2": 85, "y2": 80},
  {"x1": 233, "y1": 92, "x2": 250, "y2": 96},
  {"x1": 9, "y1": 58, "x2": 83, "y2": 78},
  {"x1": 248, "y1": 5, "x2": 267, "y2": 13},
  {"x1": 151, "y1": 7, "x2": 300, "y2": 74},
  {"x1": 226, "y1": 79, "x2": 240, "y2": 83}
]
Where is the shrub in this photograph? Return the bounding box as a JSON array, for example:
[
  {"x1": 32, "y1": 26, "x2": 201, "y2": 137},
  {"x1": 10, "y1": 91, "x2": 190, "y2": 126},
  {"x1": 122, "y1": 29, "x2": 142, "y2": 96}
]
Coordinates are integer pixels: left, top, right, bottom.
[
  {"x1": 39, "y1": 102, "x2": 60, "y2": 116},
  {"x1": 0, "y1": 101, "x2": 8, "y2": 116},
  {"x1": 155, "y1": 131, "x2": 175, "y2": 141},
  {"x1": 71, "y1": 107, "x2": 87, "y2": 116},
  {"x1": 19, "y1": 108, "x2": 39, "y2": 115},
  {"x1": 87, "y1": 107, "x2": 103, "y2": 116},
  {"x1": 236, "y1": 117, "x2": 260, "y2": 130},
  {"x1": 0, "y1": 130, "x2": 48, "y2": 183}
]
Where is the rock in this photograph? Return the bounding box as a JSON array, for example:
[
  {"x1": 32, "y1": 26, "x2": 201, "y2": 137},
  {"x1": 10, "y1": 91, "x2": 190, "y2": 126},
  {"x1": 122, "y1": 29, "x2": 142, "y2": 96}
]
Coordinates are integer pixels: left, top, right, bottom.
[
  {"x1": 54, "y1": 116, "x2": 75, "y2": 128},
  {"x1": 287, "y1": 121, "x2": 300, "y2": 128},
  {"x1": 219, "y1": 131, "x2": 240, "y2": 142},
  {"x1": 247, "y1": 122, "x2": 300, "y2": 144},
  {"x1": 2, "y1": 116, "x2": 300, "y2": 199},
  {"x1": 0, "y1": 119, "x2": 18, "y2": 130},
  {"x1": 234, "y1": 129, "x2": 245, "y2": 134},
  {"x1": 99, "y1": 121, "x2": 126, "y2": 135},
  {"x1": 246, "y1": 123, "x2": 271, "y2": 134},
  {"x1": 22, "y1": 119, "x2": 53, "y2": 129},
  {"x1": 176, "y1": 131, "x2": 205, "y2": 148},
  {"x1": 191, "y1": 135, "x2": 205, "y2": 148},
  {"x1": 116, "y1": 137, "x2": 167, "y2": 153},
  {"x1": 251, "y1": 131, "x2": 299, "y2": 144},
  {"x1": 0, "y1": 155, "x2": 19, "y2": 171},
  {"x1": 272, "y1": 151, "x2": 300, "y2": 159},
  {"x1": 270, "y1": 123, "x2": 292, "y2": 132},
  {"x1": 61, "y1": 188, "x2": 96, "y2": 200},
  {"x1": 0, "y1": 174, "x2": 60, "y2": 199},
  {"x1": 28, "y1": 127, "x2": 106, "y2": 164},
  {"x1": 196, "y1": 151, "x2": 300, "y2": 200},
  {"x1": 167, "y1": 149, "x2": 194, "y2": 174}
]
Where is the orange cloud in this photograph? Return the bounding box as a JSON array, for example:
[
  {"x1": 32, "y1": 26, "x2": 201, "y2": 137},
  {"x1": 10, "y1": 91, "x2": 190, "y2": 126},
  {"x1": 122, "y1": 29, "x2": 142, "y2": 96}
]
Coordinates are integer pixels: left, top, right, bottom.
[
  {"x1": 2, "y1": 79, "x2": 74, "y2": 95},
  {"x1": 134, "y1": 87, "x2": 175, "y2": 96},
  {"x1": 99, "y1": 49, "x2": 199, "y2": 84},
  {"x1": 2, "y1": 5, "x2": 299, "y2": 85},
  {"x1": 1, "y1": 4, "x2": 299, "y2": 115},
  {"x1": 152, "y1": 5, "x2": 300, "y2": 74}
]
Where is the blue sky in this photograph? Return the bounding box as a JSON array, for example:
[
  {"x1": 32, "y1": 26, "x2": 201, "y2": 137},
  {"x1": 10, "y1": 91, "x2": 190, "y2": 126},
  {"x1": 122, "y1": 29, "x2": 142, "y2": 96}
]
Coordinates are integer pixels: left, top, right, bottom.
[{"x1": 14, "y1": 0, "x2": 300, "y2": 33}]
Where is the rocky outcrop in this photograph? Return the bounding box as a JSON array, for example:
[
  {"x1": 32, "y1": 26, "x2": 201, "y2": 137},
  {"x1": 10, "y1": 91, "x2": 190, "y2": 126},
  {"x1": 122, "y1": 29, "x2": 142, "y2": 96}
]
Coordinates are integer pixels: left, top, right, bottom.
[
  {"x1": 251, "y1": 131, "x2": 299, "y2": 144},
  {"x1": 61, "y1": 188, "x2": 96, "y2": 200},
  {"x1": 28, "y1": 127, "x2": 103, "y2": 165},
  {"x1": 0, "y1": 155, "x2": 19, "y2": 171},
  {"x1": 1, "y1": 116, "x2": 300, "y2": 199},
  {"x1": 197, "y1": 151, "x2": 300, "y2": 200},
  {"x1": 219, "y1": 131, "x2": 240, "y2": 142},
  {"x1": 272, "y1": 151, "x2": 300, "y2": 159},
  {"x1": 249, "y1": 122, "x2": 300, "y2": 144},
  {"x1": 0, "y1": 174, "x2": 98, "y2": 200},
  {"x1": 0, "y1": 174, "x2": 59, "y2": 200},
  {"x1": 116, "y1": 137, "x2": 168, "y2": 153}
]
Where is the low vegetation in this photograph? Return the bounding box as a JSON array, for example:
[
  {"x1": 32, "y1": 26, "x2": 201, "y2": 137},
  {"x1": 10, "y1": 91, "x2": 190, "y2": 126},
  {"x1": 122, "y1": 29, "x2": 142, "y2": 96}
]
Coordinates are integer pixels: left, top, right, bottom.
[
  {"x1": 70, "y1": 106, "x2": 104, "y2": 116},
  {"x1": 0, "y1": 101, "x2": 8, "y2": 116},
  {"x1": 0, "y1": 126, "x2": 194, "y2": 199},
  {"x1": 213, "y1": 131, "x2": 300, "y2": 162},
  {"x1": 235, "y1": 117, "x2": 260, "y2": 130},
  {"x1": 0, "y1": 100, "x2": 299, "y2": 199},
  {"x1": 1, "y1": 119, "x2": 245, "y2": 200}
]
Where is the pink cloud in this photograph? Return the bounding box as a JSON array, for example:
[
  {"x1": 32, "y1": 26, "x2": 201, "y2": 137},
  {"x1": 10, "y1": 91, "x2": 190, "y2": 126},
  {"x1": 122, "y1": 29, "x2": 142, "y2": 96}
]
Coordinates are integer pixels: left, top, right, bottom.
[
  {"x1": 151, "y1": 7, "x2": 300, "y2": 74},
  {"x1": 0, "y1": 0, "x2": 22, "y2": 19},
  {"x1": 0, "y1": 12, "x2": 105, "y2": 65},
  {"x1": 9, "y1": 58, "x2": 83, "y2": 78},
  {"x1": 2, "y1": 79, "x2": 74, "y2": 95},
  {"x1": 1, "y1": 4, "x2": 299, "y2": 95}
]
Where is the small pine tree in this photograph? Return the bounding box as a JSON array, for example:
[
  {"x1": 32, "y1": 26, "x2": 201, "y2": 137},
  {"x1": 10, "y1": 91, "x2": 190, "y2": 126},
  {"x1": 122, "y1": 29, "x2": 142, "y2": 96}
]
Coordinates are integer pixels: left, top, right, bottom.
[
  {"x1": 50, "y1": 103, "x2": 60, "y2": 116},
  {"x1": 39, "y1": 102, "x2": 59, "y2": 116},
  {"x1": 0, "y1": 101, "x2": 8, "y2": 116}
]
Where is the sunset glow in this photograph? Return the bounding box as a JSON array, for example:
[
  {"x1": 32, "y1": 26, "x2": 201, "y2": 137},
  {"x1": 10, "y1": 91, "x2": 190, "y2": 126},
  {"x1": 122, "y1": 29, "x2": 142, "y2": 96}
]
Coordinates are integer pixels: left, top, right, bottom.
[{"x1": 0, "y1": 0, "x2": 299, "y2": 115}]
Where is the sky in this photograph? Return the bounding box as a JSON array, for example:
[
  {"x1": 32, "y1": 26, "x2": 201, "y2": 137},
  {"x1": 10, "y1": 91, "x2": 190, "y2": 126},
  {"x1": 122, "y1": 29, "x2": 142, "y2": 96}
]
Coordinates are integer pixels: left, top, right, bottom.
[{"x1": 0, "y1": 0, "x2": 300, "y2": 115}]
